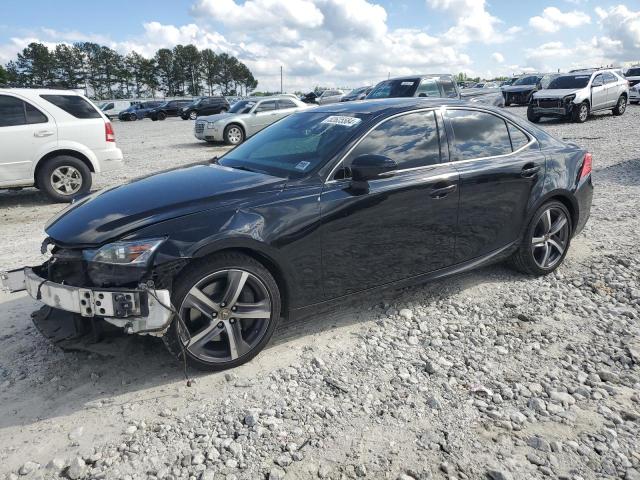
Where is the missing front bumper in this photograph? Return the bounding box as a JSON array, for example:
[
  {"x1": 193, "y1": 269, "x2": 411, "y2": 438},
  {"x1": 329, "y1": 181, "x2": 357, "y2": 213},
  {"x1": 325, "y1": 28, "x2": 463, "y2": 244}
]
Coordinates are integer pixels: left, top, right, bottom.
[{"x1": 1, "y1": 267, "x2": 173, "y2": 335}]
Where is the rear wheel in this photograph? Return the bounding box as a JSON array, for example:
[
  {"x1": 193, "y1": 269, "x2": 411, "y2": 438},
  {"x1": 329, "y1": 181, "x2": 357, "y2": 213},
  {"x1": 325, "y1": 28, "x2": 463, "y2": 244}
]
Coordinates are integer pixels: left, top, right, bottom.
[
  {"x1": 157, "y1": 111, "x2": 167, "y2": 121},
  {"x1": 526, "y1": 106, "x2": 540, "y2": 123},
  {"x1": 36, "y1": 155, "x2": 92, "y2": 203},
  {"x1": 224, "y1": 124, "x2": 244, "y2": 145},
  {"x1": 510, "y1": 201, "x2": 572, "y2": 276},
  {"x1": 572, "y1": 102, "x2": 589, "y2": 123},
  {"x1": 612, "y1": 95, "x2": 627, "y2": 116},
  {"x1": 163, "y1": 252, "x2": 281, "y2": 371},
  {"x1": 128, "y1": 113, "x2": 137, "y2": 121}
]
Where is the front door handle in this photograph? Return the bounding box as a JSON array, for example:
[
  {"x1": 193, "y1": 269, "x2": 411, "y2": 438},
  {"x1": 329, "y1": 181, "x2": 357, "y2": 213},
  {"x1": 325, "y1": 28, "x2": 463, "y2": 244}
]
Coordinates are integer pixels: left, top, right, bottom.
[
  {"x1": 521, "y1": 164, "x2": 541, "y2": 178},
  {"x1": 34, "y1": 130, "x2": 54, "y2": 138},
  {"x1": 430, "y1": 184, "x2": 457, "y2": 199}
]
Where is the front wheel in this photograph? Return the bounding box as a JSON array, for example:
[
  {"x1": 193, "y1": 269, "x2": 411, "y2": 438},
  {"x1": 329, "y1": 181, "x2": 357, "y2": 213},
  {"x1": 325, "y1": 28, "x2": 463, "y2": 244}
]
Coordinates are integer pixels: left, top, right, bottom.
[
  {"x1": 224, "y1": 124, "x2": 244, "y2": 145},
  {"x1": 36, "y1": 155, "x2": 92, "y2": 203},
  {"x1": 157, "y1": 111, "x2": 167, "y2": 121},
  {"x1": 189, "y1": 111, "x2": 198, "y2": 120},
  {"x1": 572, "y1": 102, "x2": 589, "y2": 123},
  {"x1": 510, "y1": 201, "x2": 572, "y2": 276},
  {"x1": 128, "y1": 113, "x2": 137, "y2": 121},
  {"x1": 612, "y1": 95, "x2": 627, "y2": 116},
  {"x1": 163, "y1": 252, "x2": 281, "y2": 371},
  {"x1": 526, "y1": 106, "x2": 540, "y2": 123}
]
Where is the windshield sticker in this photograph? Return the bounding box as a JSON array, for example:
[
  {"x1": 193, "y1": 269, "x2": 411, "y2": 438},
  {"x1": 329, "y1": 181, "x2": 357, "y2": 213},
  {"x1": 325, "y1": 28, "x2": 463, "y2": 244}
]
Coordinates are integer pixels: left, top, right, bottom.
[
  {"x1": 321, "y1": 116, "x2": 362, "y2": 127},
  {"x1": 401, "y1": 81, "x2": 416, "y2": 86},
  {"x1": 295, "y1": 161, "x2": 311, "y2": 171}
]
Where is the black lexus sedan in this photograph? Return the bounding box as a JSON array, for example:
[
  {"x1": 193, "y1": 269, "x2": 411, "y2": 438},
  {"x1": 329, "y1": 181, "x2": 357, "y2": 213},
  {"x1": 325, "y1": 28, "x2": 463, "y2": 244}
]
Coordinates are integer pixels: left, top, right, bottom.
[{"x1": 2, "y1": 99, "x2": 593, "y2": 371}]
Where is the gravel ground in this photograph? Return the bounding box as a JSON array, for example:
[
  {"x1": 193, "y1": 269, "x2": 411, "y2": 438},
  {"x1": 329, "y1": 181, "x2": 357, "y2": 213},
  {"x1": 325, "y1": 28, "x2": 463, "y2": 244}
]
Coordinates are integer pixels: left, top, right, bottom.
[{"x1": 0, "y1": 107, "x2": 639, "y2": 480}]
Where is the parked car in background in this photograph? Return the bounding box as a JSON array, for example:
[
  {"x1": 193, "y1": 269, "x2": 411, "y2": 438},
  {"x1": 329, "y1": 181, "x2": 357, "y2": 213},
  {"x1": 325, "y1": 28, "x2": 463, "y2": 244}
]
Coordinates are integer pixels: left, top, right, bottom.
[
  {"x1": 118, "y1": 101, "x2": 163, "y2": 121},
  {"x1": 99, "y1": 100, "x2": 137, "y2": 119},
  {"x1": 502, "y1": 74, "x2": 557, "y2": 106},
  {"x1": 2, "y1": 97, "x2": 593, "y2": 371},
  {"x1": 194, "y1": 95, "x2": 309, "y2": 145},
  {"x1": 148, "y1": 99, "x2": 193, "y2": 121},
  {"x1": 340, "y1": 86, "x2": 373, "y2": 102},
  {"x1": 500, "y1": 77, "x2": 519, "y2": 87},
  {"x1": 529, "y1": 69, "x2": 629, "y2": 123},
  {"x1": 367, "y1": 74, "x2": 504, "y2": 107},
  {"x1": 300, "y1": 92, "x2": 318, "y2": 104},
  {"x1": 0, "y1": 88, "x2": 123, "y2": 202},
  {"x1": 317, "y1": 89, "x2": 344, "y2": 105},
  {"x1": 180, "y1": 96, "x2": 230, "y2": 120},
  {"x1": 624, "y1": 66, "x2": 640, "y2": 104}
]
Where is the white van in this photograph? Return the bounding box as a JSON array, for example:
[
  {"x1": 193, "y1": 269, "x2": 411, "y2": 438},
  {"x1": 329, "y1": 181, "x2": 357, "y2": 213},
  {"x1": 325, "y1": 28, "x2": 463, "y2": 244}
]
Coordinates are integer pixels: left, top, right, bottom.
[
  {"x1": 0, "y1": 88, "x2": 124, "y2": 202},
  {"x1": 98, "y1": 100, "x2": 137, "y2": 119}
]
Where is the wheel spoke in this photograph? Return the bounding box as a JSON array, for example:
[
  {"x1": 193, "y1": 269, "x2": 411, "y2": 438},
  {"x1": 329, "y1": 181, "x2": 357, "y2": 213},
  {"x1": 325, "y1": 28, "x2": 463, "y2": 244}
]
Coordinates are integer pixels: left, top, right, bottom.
[
  {"x1": 234, "y1": 300, "x2": 271, "y2": 319},
  {"x1": 541, "y1": 243, "x2": 551, "y2": 267},
  {"x1": 221, "y1": 270, "x2": 248, "y2": 307},
  {"x1": 225, "y1": 320, "x2": 252, "y2": 360},
  {"x1": 184, "y1": 287, "x2": 220, "y2": 317},
  {"x1": 187, "y1": 323, "x2": 225, "y2": 354},
  {"x1": 532, "y1": 236, "x2": 546, "y2": 247},
  {"x1": 547, "y1": 238, "x2": 565, "y2": 256},
  {"x1": 549, "y1": 216, "x2": 567, "y2": 235},
  {"x1": 541, "y1": 209, "x2": 552, "y2": 233}
]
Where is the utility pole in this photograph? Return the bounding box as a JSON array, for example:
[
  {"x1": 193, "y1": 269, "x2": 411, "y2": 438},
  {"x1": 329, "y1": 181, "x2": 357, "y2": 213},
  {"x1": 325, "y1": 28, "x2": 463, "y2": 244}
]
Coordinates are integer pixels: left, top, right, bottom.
[{"x1": 280, "y1": 66, "x2": 283, "y2": 93}]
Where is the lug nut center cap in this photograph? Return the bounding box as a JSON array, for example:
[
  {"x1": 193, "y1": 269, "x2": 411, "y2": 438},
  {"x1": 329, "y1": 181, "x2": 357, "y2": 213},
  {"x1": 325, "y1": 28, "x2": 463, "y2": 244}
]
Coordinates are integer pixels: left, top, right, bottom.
[{"x1": 220, "y1": 308, "x2": 231, "y2": 320}]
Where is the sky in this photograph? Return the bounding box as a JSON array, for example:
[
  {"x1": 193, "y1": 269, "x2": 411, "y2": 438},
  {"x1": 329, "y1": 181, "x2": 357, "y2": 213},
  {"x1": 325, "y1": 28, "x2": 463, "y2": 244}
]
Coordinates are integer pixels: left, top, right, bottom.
[{"x1": 2, "y1": 0, "x2": 640, "y2": 91}]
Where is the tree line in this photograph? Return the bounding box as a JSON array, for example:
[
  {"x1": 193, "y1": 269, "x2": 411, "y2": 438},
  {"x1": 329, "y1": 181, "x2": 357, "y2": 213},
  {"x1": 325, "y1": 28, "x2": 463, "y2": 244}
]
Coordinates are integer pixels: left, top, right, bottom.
[{"x1": 1, "y1": 42, "x2": 258, "y2": 100}]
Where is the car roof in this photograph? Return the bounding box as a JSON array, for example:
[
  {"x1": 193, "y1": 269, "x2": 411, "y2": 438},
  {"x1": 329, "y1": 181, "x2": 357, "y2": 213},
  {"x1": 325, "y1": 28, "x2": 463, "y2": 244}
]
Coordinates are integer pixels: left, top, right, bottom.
[
  {"x1": 0, "y1": 88, "x2": 83, "y2": 96},
  {"x1": 312, "y1": 97, "x2": 468, "y2": 116},
  {"x1": 384, "y1": 74, "x2": 453, "y2": 81}
]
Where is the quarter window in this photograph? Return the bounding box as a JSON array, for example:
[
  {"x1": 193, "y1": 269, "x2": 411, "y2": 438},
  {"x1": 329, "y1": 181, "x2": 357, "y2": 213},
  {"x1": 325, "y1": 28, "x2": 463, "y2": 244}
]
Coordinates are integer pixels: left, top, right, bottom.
[
  {"x1": 446, "y1": 110, "x2": 513, "y2": 161},
  {"x1": 344, "y1": 111, "x2": 441, "y2": 172},
  {"x1": 0, "y1": 95, "x2": 48, "y2": 127},
  {"x1": 41, "y1": 95, "x2": 101, "y2": 119},
  {"x1": 415, "y1": 79, "x2": 440, "y2": 98},
  {"x1": 507, "y1": 123, "x2": 530, "y2": 150}
]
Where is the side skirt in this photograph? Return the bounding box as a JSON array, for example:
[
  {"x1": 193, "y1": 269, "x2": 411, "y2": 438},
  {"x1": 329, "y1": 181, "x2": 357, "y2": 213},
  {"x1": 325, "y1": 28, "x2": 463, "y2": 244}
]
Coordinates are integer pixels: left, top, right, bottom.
[{"x1": 288, "y1": 240, "x2": 518, "y2": 322}]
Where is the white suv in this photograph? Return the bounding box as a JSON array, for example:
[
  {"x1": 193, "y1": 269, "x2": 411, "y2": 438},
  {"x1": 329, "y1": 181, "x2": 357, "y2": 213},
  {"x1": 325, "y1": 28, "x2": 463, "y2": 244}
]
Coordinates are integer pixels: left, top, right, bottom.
[{"x1": 0, "y1": 89, "x2": 124, "y2": 202}]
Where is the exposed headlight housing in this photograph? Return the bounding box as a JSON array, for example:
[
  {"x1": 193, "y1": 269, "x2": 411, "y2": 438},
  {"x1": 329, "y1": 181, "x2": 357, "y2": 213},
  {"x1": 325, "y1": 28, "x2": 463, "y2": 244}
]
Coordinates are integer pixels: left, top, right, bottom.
[
  {"x1": 83, "y1": 238, "x2": 165, "y2": 265},
  {"x1": 563, "y1": 94, "x2": 576, "y2": 103},
  {"x1": 206, "y1": 121, "x2": 219, "y2": 128}
]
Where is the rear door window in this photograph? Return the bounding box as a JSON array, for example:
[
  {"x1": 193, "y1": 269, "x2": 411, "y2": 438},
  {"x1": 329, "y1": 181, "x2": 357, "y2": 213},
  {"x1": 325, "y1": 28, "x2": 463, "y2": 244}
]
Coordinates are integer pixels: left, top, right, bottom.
[
  {"x1": 439, "y1": 78, "x2": 458, "y2": 98},
  {"x1": 40, "y1": 95, "x2": 101, "y2": 119},
  {"x1": 0, "y1": 95, "x2": 48, "y2": 127},
  {"x1": 446, "y1": 109, "x2": 513, "y2": 161},
  {"x1": 507, "y1": 123, "x2": 530, "y2": 150},
  {"x1": 344, "y1": 110, "x2": 441, "y2": 171},
  {"x1": 256, "y1": 100, "x2": 277, "y2": 112},
  {"x1": 603, "y1": 72, "x2": 617, "y2": 84},
  {"x1": 277, "y1": 99, "x2": 297, "y2": 109}
]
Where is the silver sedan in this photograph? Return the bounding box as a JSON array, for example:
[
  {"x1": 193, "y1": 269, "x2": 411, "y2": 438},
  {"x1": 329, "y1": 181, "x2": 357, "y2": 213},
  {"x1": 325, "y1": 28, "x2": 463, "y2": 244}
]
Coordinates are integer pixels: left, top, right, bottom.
[{"x1": 194, "y1": 96, "x2": 310, "y2": 145}]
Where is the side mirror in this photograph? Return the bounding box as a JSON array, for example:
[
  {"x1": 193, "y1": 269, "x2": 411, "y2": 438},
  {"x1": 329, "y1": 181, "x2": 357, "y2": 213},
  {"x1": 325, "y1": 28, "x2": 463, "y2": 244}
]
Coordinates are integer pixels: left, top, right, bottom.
[{"x1": 350, "y1": 154, "x2": 397, "y2": 185}]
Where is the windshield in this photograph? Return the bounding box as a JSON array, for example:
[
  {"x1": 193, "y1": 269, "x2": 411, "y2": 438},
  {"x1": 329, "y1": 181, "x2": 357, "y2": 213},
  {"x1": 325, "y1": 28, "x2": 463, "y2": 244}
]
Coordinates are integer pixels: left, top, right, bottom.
[
  {"x1": 513, "y1": 76, "x2": 540, "y2": 86},
  {"x1": 218, "y1": 111, "x2": 369, "y2": 178},
  {"x1": 547, "y1": 75, "x2": 591, "y2": 89},
  {"x1": 347, "y1": 86, "x2": 367, "y2": 96},
  {"x1": 229, "y1": 100, "x2": 256, "y2": 114},
  {"x1": 367, "y1": 78, "x2": 420, "y2": 99},
  {"x1": 625, "y1": 68, "x2": 640, "y2": 77}
]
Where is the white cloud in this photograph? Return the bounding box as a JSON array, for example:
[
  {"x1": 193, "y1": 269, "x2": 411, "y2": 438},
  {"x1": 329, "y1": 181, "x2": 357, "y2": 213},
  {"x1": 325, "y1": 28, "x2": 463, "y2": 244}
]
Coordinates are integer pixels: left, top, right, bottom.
[
  {"x1": 594, "y1": 4, "x2": 640, "y2": 60},
  {"x1": 529, "y1": 7, "x2": 591, "y2": 33},
  {"x1": 492, "y1": 52, "x2": 504, "y2": 63},
  {"x1": 426, "y1": 0, "x2": 511, "y2": 44}
]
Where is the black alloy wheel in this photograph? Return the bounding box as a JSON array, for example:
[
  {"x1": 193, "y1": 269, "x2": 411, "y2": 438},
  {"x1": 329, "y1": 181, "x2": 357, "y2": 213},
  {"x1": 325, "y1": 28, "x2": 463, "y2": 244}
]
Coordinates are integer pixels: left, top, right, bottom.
[
  {"x1": 510, "y1": 201, "x2": 572, "y2": 275},
  {"x1": 164, "y1": 252, "x2": 281, "y2": 371}
]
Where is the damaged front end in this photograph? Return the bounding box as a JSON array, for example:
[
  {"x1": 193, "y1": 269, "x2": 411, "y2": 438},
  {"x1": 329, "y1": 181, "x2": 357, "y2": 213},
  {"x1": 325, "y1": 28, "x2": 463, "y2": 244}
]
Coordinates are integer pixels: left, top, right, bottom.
[{"x1": 1, "y1": 238, "x2": 186, "y2": 338}]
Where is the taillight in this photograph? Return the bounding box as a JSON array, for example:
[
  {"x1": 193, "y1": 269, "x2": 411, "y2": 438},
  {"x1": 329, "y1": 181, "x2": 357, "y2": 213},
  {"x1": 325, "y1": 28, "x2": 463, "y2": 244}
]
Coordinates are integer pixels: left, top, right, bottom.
[
  {"x1": 580, "y1": 152, "x2": 592, "y2": 179},
  {"x1": 105, "y1": 121, "x2": 115, "y2": 142}
]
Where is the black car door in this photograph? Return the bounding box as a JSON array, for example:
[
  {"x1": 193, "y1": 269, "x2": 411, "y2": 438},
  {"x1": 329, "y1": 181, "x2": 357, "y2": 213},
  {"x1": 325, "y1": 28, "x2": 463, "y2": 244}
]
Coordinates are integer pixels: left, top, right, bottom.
[
  {"x1": 442, "y1": 108, "x2": 545, "y2": 263},
  {"x1": 319, "y1": 110, "x2": 460, "y2": 298}
]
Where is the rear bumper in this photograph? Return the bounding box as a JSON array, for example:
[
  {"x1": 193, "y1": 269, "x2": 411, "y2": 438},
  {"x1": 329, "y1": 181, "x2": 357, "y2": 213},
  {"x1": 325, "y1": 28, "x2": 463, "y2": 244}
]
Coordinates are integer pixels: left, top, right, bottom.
[
  {"x1": 94, "y1": 147, "x2": 124, "y2": 172},
  {"x1": 630, "y1": 90, "x2": 640, "y2": 101},
  {"x1": 574, "y1": 175, "x2": 593, "y2": 236},
  {"x1": 1, "y1": 267, "x2": 172, "y2": 335}
]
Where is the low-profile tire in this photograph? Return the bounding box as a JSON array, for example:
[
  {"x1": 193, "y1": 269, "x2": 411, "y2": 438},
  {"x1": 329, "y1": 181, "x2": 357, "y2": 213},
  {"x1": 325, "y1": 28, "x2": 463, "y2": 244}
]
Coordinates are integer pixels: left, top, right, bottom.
[
  {"x1": 36, "y1": 155, "x2": 92, "y2": 203},
  {"x1": 510, "y1": 200, "x2": 572, "y2": 276},
  {"x1": 572, "y1": 102, "x2": 589, "y2": 123},
  {"x1": 163, "y1": 252, "x2": 281, "y2": 371},
  {"x1": 612, "y1": 95, "x2": 627, "y2": 116},
  {"x1": 526, "y1": 106, "x2": 540, "y2": 123},
  {"x1": 224, "y1": 124, "x2": 245, "y2": 145},
  {"x1": 157, "y1": 111, "x2": 167, "y2": 121}
]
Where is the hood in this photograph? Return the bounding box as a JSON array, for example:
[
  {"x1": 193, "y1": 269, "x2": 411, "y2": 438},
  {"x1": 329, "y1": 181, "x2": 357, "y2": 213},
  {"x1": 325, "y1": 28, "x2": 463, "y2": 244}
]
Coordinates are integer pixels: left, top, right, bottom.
[
  {"x1": 502, "y1": 85, "x2": 537, "y2": 93},
  {"x1": 45, "y1": 164, "x2": 285, "y2": 246},
  {"x1": 198, "y1": 112, "x2": 238, "y2": 122},
  {"x1": 533, "y1": 89, "x2": 581, "y2": 99}
]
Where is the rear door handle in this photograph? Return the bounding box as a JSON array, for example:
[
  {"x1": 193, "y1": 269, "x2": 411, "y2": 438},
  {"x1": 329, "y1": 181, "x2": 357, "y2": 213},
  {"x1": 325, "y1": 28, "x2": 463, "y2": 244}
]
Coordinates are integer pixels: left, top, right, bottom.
[
  {"x1": 34, "y1": 130, "x2": 54, "y2": 138},
  {"x1": 521, "y1": 164, "x2": 541, "y2": 178},
  {"x1": 430, "y1": 184, "x2": 457, "y2": 199}
]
